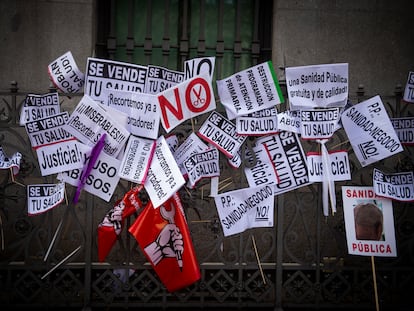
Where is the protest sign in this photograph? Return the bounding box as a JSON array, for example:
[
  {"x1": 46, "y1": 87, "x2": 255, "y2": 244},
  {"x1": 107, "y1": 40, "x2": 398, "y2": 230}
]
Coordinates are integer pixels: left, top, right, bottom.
[
  {"x1": 165, "y1": 134, "x2": 179, "y2": 153},
  {"x1": 36, "y1": 140, "x2": 91, "y2": 176},
  {"x1": 173, "y1": 133, "x2": 208, "y2": 177},
  {"x1": 244, "y1": 141, "x2": 278, "y2": 187},
  {"x1": 390, "y1": 117, "x2": 414, "y2": 145},
  {"x1": 101, "y1": 88, "x2": 160, "y2": 139},
  {"x1": 0, "y1": 146, "x2": 22, "y2": 175},
  {"x1": 25, "y1": 112, "x2": 74, "y2": 148},
  {"x1": 373, "y1": 168, "x2": 414, "y2": 202},
  {"x1": 48, "y1": 51, "x2": 85, "y2": 93},
  {"x1": 197, "y1": 111, "x2": 246, "y2": 158},
  {"x1": 84, "y1": 57, "x2": 147, "y2": 103},
  {"x1": 59, "y1": 151, "x2": 121, "y2": 202},
  {"x1": 228, "y1": 148, "x2": 242, "y2": 169},
  {"x1": 145, "y1": 65, "x2": 185, "y2": 94},
  {"x1": 157, "y1": 73, "x2": 216, "y2": 132},
  {"x1": 64, "y1": 95, "x2": 130, "y2": 157},
  {"x1": 118, "y1": 136, "x2": 155, "y2": 184},
  {"x1": 184, "y1": 57, "x2": 215, "y2": 80},
  {"x1": 184, "y1": 147, "x2": 220, "y2": 188},
  {"x1": 307, "y1": 150, "x2": 351, "y2": 182},
  {"x1": 213, "y1": 185, "x2": 274, "y2": 237},
  {"x1": 217, "y1": 61, "x2": 284, "y2": 119},
  {"x1": 236, "y1": 106, "x2": 278, "y2": 136},
  {"x1": 277, "y1": 110, "x2": 301, "y2": 134},
  {"x1": 19, "y1": 93, "x2": 60, "y2": 126},
  {"x1": 27, "y1": 182, "x2": 65, "y2": 216},
  {"x1": 144, "y1": 136, "x2": 185, "y2": 208},
  {"x1": 300, "y1": 108, "x2": 340, "y2": 140},
  {"x1": 342, "y1": 186, "x2": 397, "y2": 257},
  {"x1": 403, "y1": 71, "x2": 414, "y2": 103},
  {"x1": 341, "y1": 95, "x2": 403, "y2": 167},
  {"x1": 285, "y1": 63, "x2": 348, "y2": 110},
  {"x1": 251, "y1": 132, "x2": 310, "y2": 195}
]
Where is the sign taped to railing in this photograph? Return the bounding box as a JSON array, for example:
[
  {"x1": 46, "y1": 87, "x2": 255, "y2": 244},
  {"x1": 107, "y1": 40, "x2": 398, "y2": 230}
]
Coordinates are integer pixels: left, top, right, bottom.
[
  {"x1": 173, "y1": 133, "x2": 208, "y2": 178},
  {"x1": 19, "y1": 93, "x2": 60, "y2": 126},
  {"x1": 236, "y1": 106, "x2": 279, "y2": 136},
  {"x1": 48, "y1": 51, "x2": 85, "y2": 93},
  {"x1": 27, "y1": 182, "x2": 65, "y2": 216},
  {"x1": 277, "y1": 110, "x2": 301, "y2": 134},
  {"x1": 390, "y1": 117, "x2": 414, "y2": 145},
  {"x1": 184, "y1": 147, "x2": 220, "y2": 188},
  {"x1": 307, "y1": 150, "x2": 351, "y2": 182},
  {"x1": 244, "y1": 141, "x2": 278, "y2": 187},
  {"x1": 145, "y1": 65, "x2": 185, "y2": 94},
  {"x1": 300, "y1": 108, "x2": 341, "y2": 140},
  {"x1": 0, "y1": 146, "x2": 22, "y2": 175},
  {"x1": 184, "y1": 57, "x2": 215, "y2": 80},
  {"x1": 373, "y1": 168, "x2": 414, "y2": 202},
  {"x1": 403, "y1": 71, "x2": 414, "y2": 103}
]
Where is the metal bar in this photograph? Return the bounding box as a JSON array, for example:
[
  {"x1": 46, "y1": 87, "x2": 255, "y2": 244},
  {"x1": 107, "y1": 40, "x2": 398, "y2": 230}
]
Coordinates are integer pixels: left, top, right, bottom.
[
  {"x1": 144, "y1": 0, "x2": 153, "y2": 64},
  {"x1": 275, "y1": 195, "x2": 284, "y2": 311},
  {"x1": 198, "y1": 0, "x2": 206, "y2": 55},
  {"x1": 162, "y1": 0, "x2": 171, "y2": 67},
  {"x1": 126, "y1": 0, "x2": 135, "y2": 62}
]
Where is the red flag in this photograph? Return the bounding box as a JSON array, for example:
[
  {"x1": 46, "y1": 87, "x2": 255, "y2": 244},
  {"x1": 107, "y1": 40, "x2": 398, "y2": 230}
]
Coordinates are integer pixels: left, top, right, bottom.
[
  {"x1": 98, "y1": 186, "x2": 143, "y2": 262},
  {"x1": 128, "y1": 192, "x2": 201, "y2": 292}
]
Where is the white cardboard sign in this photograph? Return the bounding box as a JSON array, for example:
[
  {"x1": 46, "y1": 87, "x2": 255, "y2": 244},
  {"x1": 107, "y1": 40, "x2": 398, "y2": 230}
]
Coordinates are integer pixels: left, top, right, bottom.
[
  {"x1": 19, "y1": 93, "x2": 60, "y2": 126},
  {"x1": 342, "y1": 186, "x2": 397, "y2": 257},
  {"x1": 341, "y1": 95, "x2": 403, "y2": 167},
  {"x1": 27, "y1": 183, "x2": 65, "y2": 216},
  {"x1": 184, "y1": 57, "x2": 215, "y2": 80},
  {"x1": 144, "y1": 136, "x2": 185, "y2": 208},
  {"x1": 390, "y1": 117, "x2": 414, "y2": 145},
  {"x1": 244, "y1": 141, "x2": 278, "y2": 187},
  {"x1": 145, "y1": 65, "x2": 185, "y2": 94},
  {"x1": 300, "y1": 108, "x2": 341, "y2": 140},
  {"x1": 307, "y1": 150, "x2": 351, "y2": 182},
  {"x1": 184, "y1": 147, "x2": 220, "y2": 188},
  {"x1": 236, "y1": 106, "x2": 278, "y2": 136},
  {"x1": 277, "y1": 110, "x2": 301, "y2": 134},
  {"x1": 0, "y1": 146, "x2": 22, "y2": 175},
  {"x1": 48, "y1": 51, "x2": 85, "y2": 93},
  {"x1": 214, "y1": 185, "x2": 274, "y2": 237},
  {"x1": 64, "y1": 95, "x2": 130, "y2": 157},
  {"x1": 157, "y1": 73, "x2": 216, "y2": 132},
  {"x1": 373, "y1": 168, "x2": 414, "y2": 202},
  {"x1": 197, "y1": 111, "x2": 246, "y2": 158},
  {"x1": 118, "y1": 136, "x2": 155, "y2": 184},
  {"x1": 173, "y1": 132, "x2": 208, "y2": 177},
  {"x1": 217, "y1": 61, "x2": 284, "y2": 119},
  {"x1": 285, "y1": 63, "x2": 348, "y2": 110},
  {"x1": 403, "y1": 71, "x2": 414, "y2": 103}
]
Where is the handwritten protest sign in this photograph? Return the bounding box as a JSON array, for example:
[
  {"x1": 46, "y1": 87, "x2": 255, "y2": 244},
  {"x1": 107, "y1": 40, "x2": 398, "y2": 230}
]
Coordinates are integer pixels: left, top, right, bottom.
[
  {"x1": 184, "y1": 147, "x2": 220, "y2": 188},
  {"x1": 27, "y1": 182, "x2": 65, "y2": 216},
  {"x1": 307, "y1": 150, "x2": 351, "y2": 182},
  {"x1": 25, "y1": 112, "x2": 74, "y2": 148},
  {"x1": 390, "y1": 117, "x2": 414, "y2": 145},
  {"x1": 341, "y1": 95, "x2": 403, "y2": 167},
  {"x1": 403, "y1": 71, "x2": 414, "y2": 103},
  {"x1": 157, "y1": 73, "x2": 216, "y2": 132},
  {"x1": 0, "y1": 146, "x2": 22, "y2": 175},
  {"x1": 48, "y1": 51, "x2": 85, "y2": 93},
  {"x1": 217, "y1": 61, "x2": 284, "y2": 119},
  {"x1": 59, "y1": 151, "x2": 121, "y2": 202},
  {"x1": 236, "y1": 107, "x2": 278, "y2": 136},
  {"x1": 184, "y1": 57, "x2": 215, "y2": 80},
  {"x1": 144, "y1": 65, "x2": 185, "y2": 94},
  {"x1": 84, "y1": 57, "x2": 147, "y2": 103},
  {"x1": 19, "y1": 93, "x2": 60, "y2": 126},
  {"x1": 248, "y1": 132, "x2": 310, "y2": 195},
  {"x1": 342, "y1": 186, "x2": 397, "y2": 257},
  {"x1": 197, "y1": 111, "x2": 246, "y2": 158},
  {"x1": 285, "y1": 63, "x2": 348, "y2": 110},
  {"x1": 213, "y1": 185, "x2": 274, "y2": 237},
  {"x1": 144, "y1": 136, "x2": 185, "y2": 208},
  {"x1": 36, "y1": 140, "x2": 91, "y2": 176},
  {"x1": 118, "y1": 136, "x2": 155, "y2": 184},
  {"x1": 373, "y1": 168, "x2": 414, "y2": 202},
  {"x1": 64, "y1": 95, "x2": 130, "y2": 157},
  {"x1": 173, "y1": 133, "x2": 208, "y2": 177},
  {"x1": 101, "y1": 88, "x2": 160, "y2": 139},
  {"x1": 277, "y1": 110, "x2": 301, "y2": 134},
  {"x1": 300, "y1": 108, "x2": 340, "y2": 140}
]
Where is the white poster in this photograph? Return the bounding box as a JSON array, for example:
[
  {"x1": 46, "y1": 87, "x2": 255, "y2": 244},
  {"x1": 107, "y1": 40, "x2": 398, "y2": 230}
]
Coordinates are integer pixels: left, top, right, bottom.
[
  {"x1": 307, "y1": 150, "x2": 351, "y2": 182},
  {"x1": 48, "y1": 51, "x2": 85, "y2": 93},
  {"x1": 36, "y1": 140, "x2": 91, "y2": 176},
  {"x1": 403, "y1": 71, "x2": 414, "y2": 103},
  {"x1": 184, "y1": 56, "x2": 215, "y2": 80},
  {"x1": 391, "y1": 117, "x2": 414, "y2": 145},
  {"x1": 118, "y1": 136, "x2": 155, "y2": 184},
  {"x1": 300, "y1": 108, "x2": 340, "y2": 140},
  {"x1": 342, "y1": 186, "x2": 397, "y2": 257},
  {"x1": 341, "y1": 95, "x2": 403, "y2": 167},
  {"x1": 145, "y1": 65, "x2": 185, "y2": 94},
  {"x1": 25, "y1": 112, "x2": 74, "y2": 148},
  {"x1": 59, "y1": 151, "x2": 121, "y2": 202},
  {"x1": 244, "y1": 141, "x2": 278, "y2": 187},
  {"x1": 214, "y1": 185, "x2": 274, "y2": 237},
  {"x1": 277, "y1": 110, "x2": 301, "y2": 134},
  {"x1": 19, "y1": 93, "x2": 60, "y2": 126},
  {"x1": 157, "y1": 73, "x2": 216, "y2": 132},
  {"x1": 184, "y1": 147, "x2": 220, "y2": 188},
  {"x1": 27, "y1": 183, "x2": 65, "y2": 216},
  {"x1": 84, "y1": 57, "x2": 147, "y2": 103},
  {"x1": 217, "y1": 61, "x2": 284, "y2": 119},
  {"x1": 0, "y1": 146, "x2": 22, "y2": 175},
  {"x1": 236, "y1": 106, "x2": 278, "y2": 136},
  {"x1": 197, "y1": 111, "x2": 246, "y2": 158},
  {"x1": 64, "y1": 95, "x2": 130, "y2": 157},
  {"x1": 144, "y1": 136, "x2": 185, "y2": 208},
  {"x1": 285, "y1": 63, "x2": 348, "y2": 110},
  {"x1": 173, "y1": 132, "x2": 208, "y2": 177},
  {"x1": 373, "y1": 168, "x2": 414, "y2": 202}
]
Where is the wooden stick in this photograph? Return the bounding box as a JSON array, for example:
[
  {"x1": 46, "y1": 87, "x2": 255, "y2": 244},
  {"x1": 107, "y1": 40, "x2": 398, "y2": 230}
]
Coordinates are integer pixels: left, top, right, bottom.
[
  {"x1": 10, "y1": 168, "x2": 25, "y2": 187},
  {"x1": 41, "y1": 245, "x2": 82, "y2": 280},
  {"x1": 371, "y1": 256, "x2": 380, "y2": 311},
  {"x1": 218, "y1": 177, "x2": 232, "y2": 185},
  {"x1": 44, "y1": 219, "x2": 64, "y2": 261},
  {"x1": 252, "y1": 235, "x2": 266, "y2": 285},
  {"x1": 191, "y1": 118, "x2": 195, "y2": 133},
  {"x1": 218, "y1": 181, "x2": 232, "y2": 192},
  {"x1": 328, "y1": 139, "x2": 350, "y2": 150}
]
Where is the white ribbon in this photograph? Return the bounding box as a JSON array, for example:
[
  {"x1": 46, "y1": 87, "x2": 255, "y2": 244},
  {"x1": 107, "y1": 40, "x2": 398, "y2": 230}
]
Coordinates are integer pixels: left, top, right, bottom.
[{"x1": 317, "y1": 139, "x2": 336, "y2": 216}]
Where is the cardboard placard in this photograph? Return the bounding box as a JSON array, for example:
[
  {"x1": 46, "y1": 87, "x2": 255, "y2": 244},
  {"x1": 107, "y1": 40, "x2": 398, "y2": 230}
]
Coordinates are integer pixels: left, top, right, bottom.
[
  {"x1": 27, "y1": 183, "x2": 65, "y2": 215},
  {"x1": 307, "y1": 150, "x2": 351, "y2": 182},
  {"x1": 184, "y1": 147, "x2": 220, "y2": 188},
  {"x1": 236, "y1": 106, "x2": 279, "y2": 136},
  {"x1": 373, "y1": 168, "x2": 414, "y2": 202},
  {"x1": 19, "y1": 93, "x2": 60, "y2": 126},
  {"x1": 145, "y1": 65, "x2": 185, "y2": 94},
  {"x1": 403, "y1": 71, "x2": 414, "y2": 103},
  {"x1": 300, "y1": 108, "x2": 340, "y2": 140},
  {"x1": 390, "y1": 117, "x2": 414, "y2": 145},
  {"x1": 48, "y1": 51, "x2": 85, "y2": 93}
]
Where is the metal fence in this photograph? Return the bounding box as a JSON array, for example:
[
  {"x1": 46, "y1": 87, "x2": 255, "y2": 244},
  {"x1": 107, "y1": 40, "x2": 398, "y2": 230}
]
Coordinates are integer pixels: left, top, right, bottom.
[{"x1": 0, "y1": 82, "x2": 413, "y2": 310}]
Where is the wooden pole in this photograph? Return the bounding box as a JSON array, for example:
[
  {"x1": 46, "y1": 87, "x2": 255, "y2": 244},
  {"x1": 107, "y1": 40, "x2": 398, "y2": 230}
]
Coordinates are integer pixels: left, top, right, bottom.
[
  {"x1": 371, "y1": 256, "x2": 380, "y2": 311},
  {"x1": 251, "y1": 235, "x2": 266, "y2": 285}
]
